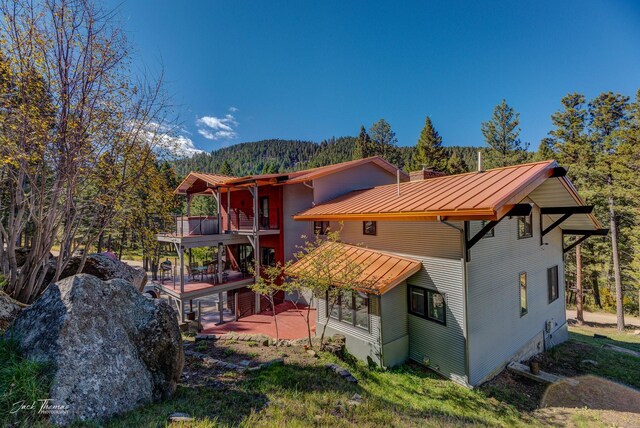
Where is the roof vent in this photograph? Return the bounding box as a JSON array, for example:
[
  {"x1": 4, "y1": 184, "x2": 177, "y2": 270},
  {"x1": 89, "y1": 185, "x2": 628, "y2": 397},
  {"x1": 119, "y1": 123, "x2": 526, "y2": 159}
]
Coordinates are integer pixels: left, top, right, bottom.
[{"x1": 409, "y1": 167, "x2": 445, "y2": 181}]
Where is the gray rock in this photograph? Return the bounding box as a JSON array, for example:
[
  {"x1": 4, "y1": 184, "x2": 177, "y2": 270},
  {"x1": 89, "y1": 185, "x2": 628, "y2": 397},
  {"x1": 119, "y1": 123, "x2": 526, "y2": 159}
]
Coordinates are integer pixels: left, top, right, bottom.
[
  {"x1": 348, "y1": 393, "x2": 363, "y2": 405},
  {"x1": 238, "y1": 360, "x2": 252, "y2": 367},
  {"x1": 57, "y1": 254, "x2": 147, "y2": 292},
  {"x1": 0, "y1": 290, "x2": 25, "y2": 330},
  {"x1": 345, "y1": 375, "x2": 358, "y2": 383},
  {"x1": 581, "y1": 359, "x2": 599, "y2": 366},
  {"x1": 6, "y1": 274, "x2": 183, "y2": 425}
]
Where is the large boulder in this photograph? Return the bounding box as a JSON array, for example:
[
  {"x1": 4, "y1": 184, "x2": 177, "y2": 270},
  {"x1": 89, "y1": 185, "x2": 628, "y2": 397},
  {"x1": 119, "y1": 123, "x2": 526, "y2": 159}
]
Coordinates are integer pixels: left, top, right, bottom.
[
  {"x1": 0, "y1": 290, "x2": 25, "y2": 330},
  {"x1": 57, "y1": 253, "x2": 147, "y2": 291},
  {"x1": 6, "y1": 274, "x2": 183, "y2": 425}
]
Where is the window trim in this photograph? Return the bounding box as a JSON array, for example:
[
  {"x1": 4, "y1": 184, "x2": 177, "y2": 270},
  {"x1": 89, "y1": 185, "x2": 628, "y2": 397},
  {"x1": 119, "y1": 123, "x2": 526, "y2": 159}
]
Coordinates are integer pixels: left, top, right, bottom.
[
  {"x1": 517, "y1": 213, "x2": 533, "y2": 239},
  {"x1": 408, "y1": 285, "x2": 447, "y2": 326},
  {"x1": 547, "y1": 265, "x2": 559, "y2": 304},
  {"x1": 363, "y1": 221, "x2": 377, "y2": 236},
  {"x1": 519, "y1": 272, "x2": 528, "y2": 317},
  {"x1": 326, "y1": 289, "x2": 370, "y2": 332}
]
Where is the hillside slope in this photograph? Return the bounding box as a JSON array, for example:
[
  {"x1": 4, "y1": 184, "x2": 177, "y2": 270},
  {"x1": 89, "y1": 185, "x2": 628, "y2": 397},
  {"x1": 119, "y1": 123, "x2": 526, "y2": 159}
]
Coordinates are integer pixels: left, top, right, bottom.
[{"x1": 172, "y1": 138, "x2": 482, "y2": 176}]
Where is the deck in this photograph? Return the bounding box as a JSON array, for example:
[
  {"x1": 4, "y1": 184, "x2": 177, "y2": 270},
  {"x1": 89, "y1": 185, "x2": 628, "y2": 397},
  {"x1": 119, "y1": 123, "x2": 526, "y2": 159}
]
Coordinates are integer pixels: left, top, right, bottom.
[
  {"x1": 153, "y1": 271, "x2": 254, "y2": 300},
  {"x1": 202, "y1": 301, "x2": 317, "y2": 340}
]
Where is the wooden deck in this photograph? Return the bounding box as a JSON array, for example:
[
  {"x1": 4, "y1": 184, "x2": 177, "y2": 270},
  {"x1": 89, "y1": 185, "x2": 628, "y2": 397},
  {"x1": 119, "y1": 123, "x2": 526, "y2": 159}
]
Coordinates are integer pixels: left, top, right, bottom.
[{"x1": 153, "y1": 271, "x2": 254, "y2": 300}]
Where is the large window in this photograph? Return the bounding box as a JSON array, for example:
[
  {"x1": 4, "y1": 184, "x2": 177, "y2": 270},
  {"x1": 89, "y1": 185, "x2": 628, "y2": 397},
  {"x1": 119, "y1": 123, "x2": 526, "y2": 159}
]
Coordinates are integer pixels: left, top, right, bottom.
[
  {"x1": 547, "y1": 265, "x2": 559, "y2": 303},
  {"x1": 328, "y1": 289, "x2": 369, "y2": 330},
  {"x1": 261, "y1": 247, "x2": 276, "y2": 267},
  {"x1": 518, "y1": 214, "x2": 533, "y2": 239},
  {"x1": 363, "y1": 221, "x2": 377, "y2": 236},
  {"x1": 519, "y1": 272, "x2": 528, "y2": 316},
  {"x1": 408, "y1": 285, "x2": 446, "y2": 325},
  {"x1": 314, "y1": 221, "x2": 329, "y2": 235}
]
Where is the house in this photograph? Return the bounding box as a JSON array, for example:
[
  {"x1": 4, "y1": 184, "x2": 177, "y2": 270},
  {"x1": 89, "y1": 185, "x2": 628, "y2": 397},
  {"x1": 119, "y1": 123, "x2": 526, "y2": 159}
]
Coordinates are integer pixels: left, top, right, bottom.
[
  {"x1": 154, "y1": 157, "x2": 406, "y2": 321},
  {"x1": 290, "y1": 159, "x2": 606, "y2": 387}
]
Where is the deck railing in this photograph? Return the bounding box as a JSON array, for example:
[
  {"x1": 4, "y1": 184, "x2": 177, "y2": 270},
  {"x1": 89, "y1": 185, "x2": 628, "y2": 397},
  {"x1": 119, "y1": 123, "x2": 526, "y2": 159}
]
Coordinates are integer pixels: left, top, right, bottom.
[
  {"x1": 159, "y1": 207, "x2": 280, "y2": 237},
  {"x1": 229, "y1": 207, "x2": 280, "y2": 231}
]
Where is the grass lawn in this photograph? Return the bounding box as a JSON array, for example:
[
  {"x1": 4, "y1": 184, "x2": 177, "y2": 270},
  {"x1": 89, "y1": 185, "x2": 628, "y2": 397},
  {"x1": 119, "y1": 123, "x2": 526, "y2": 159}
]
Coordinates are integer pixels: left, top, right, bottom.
[
  {"x1": 3, "y1": 322, "x2": 638, "y2": 427},
  {"x1": 106, "y1": 354, "x2": 532, "y2": 428}
]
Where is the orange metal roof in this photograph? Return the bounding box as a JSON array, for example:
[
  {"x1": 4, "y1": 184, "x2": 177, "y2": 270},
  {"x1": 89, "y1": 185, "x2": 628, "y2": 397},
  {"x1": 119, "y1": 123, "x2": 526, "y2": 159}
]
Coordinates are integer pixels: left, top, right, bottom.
[
  {"x1": 175, "y1": 172, "x2": 237, "y2": 195},
  {"x1": 294, "y1": 160, "x2": 564, "y2": 222},
  {"x1": 287, "y1": 242, "x2": 422, "y2": 295},
  {"x1": 177, "y1": 156, "x2": 408, "y2": 193}
]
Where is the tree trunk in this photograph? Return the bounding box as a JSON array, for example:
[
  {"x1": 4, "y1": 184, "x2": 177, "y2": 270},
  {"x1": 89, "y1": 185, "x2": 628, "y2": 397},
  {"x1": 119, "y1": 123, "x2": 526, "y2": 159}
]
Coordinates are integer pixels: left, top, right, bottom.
[
  {"x1": 591, "y1": 271, "x2": 602, "y2": 309},
  {"x1": 609, "y1": 197, "x2": 625, "y2": 331},
  {"x1": 96, "y1": 233, "x2": 104, "y2": 254},
  {"x1": 576, "y1": 243, "x2": 584, "y2": 324}
]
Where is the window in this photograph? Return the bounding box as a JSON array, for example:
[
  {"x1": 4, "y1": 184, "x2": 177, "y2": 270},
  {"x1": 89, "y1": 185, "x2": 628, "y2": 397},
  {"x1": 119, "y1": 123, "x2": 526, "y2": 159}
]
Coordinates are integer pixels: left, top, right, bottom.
[
  {"x1": 481, "y1": 220, "x2": 494, "y2": 238},
  {"x1": 314, "y1": 221, "x2": 329, "y2": 235},
  {"x1": 548, "y1": 265, "x2": 559, "y2": 303},
  {"x1": 327, "y1": 289, "x2": 369, "y2": 330},
  {"x1": 519, "y1": 272, "x2": 528, "y2": 316},
  {"x1": 261, "y1": 247, "x2": 276, "y2": 267},
  {"x1": 259, "y1": 197, "x2": 269, "y2": 228},
  {"x1": 363, "y1": 221, "x2": 377, "y2": 236},
  {"x1": 518, "y1": 214, "x2": 533, "y2": 239},
  {"x1": 408, "y1": 285, "x2": 446, "y2": 325},
  {"x1": 409, "y1": 287, "x2": 425, "y2": 316}
]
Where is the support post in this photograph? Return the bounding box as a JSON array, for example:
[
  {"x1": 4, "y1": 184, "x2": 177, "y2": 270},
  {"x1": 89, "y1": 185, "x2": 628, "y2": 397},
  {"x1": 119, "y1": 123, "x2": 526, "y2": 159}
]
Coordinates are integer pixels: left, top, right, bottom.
[
  {"x1": 215, "y1": 189, "x2": 221, "y2": 234},
  {"x1": 218, "y1": 242, "x2": 224, "y2": 284},
  {"x1": 226, "y1": 189, "x2": 231, "y2": 232},
  {"x1": 186, "y1": 194, "x2": 192, "y2": 217},
  {"x1": 179, "y1": 245, "x2": 185, "y2": 295},
  {"x1": 234, "y1": 291, "x2": 239, "y2": 321},
  {"x1": 218, "y1": 292, "x2": 224, "y2": 325},
  {"x1": 251, "y1": 183, "x2": 261, "y2": 313}
]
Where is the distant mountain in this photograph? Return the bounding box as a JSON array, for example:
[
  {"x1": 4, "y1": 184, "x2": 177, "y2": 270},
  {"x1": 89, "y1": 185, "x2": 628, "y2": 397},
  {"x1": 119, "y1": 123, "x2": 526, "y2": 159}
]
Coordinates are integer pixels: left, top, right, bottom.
[{"x1": 171, "y1": 137, "x2": 483, "y2": 177}]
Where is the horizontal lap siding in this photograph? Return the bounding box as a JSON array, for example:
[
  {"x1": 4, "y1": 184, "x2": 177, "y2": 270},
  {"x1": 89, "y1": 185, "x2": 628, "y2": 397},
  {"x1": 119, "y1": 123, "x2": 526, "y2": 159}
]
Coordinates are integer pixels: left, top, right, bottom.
[
  {"x1": 317, "y1": 295, "x2": 382, "y2": 364},
  {"x1": 466, "y1": 202, "x2": 566, "y2": 386},
  {"x1": 335, "y1": 220, "x2": 467, "y2": 383}
]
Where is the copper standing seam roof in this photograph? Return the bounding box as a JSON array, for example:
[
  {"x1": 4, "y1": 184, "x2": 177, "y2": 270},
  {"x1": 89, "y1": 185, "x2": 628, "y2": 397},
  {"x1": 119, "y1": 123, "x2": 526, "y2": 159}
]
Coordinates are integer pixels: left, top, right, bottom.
[
  {"x1": 174, "y1": 172, "x2": 237, "y2": 195},
  {"x1": 287, "y1": 242, "x2": 422, "y2": 295},
  {"x1": 293, "y1": 160, "x2": 573, "y2": 222},
  {"x1": 175, "y1": 156, "x2": 409, "y2": 194}
]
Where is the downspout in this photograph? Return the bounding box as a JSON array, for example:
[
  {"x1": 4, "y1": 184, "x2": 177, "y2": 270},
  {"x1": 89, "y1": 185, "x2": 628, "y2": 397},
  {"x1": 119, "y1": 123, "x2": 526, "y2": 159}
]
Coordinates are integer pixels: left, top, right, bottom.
[{"x1": 440, "y1": 218, "x2": 472, "y2": 387}]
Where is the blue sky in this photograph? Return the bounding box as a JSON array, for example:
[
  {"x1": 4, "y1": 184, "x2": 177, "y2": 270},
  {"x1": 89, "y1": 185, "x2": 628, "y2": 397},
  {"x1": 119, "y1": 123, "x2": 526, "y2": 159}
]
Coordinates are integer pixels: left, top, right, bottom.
[{"x1": 114, "y1": 0, "x2": 640, "y2": 153}]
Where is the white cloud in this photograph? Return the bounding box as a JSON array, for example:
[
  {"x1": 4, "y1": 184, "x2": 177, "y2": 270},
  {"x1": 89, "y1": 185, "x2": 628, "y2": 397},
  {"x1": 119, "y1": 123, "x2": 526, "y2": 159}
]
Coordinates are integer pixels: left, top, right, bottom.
[
  {"x1": 142, "y1": 122, "x2": 204, "y2": 158},
  {"x1": 229, "y1": 106, "x2": 239, "y2": 112},
  {"x1": 196, "y1": 112, "x2": 239, "y2": 140}
]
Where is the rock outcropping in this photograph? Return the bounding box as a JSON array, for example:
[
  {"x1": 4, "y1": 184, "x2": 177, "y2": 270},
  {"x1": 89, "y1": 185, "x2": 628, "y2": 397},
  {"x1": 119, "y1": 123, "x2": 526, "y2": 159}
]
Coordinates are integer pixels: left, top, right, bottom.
[
  {"x1": 7, "y1": 274, "x2": 183, "y2": 425},
  {"x1": 57, "y1": 253, "x2": 147, "y2": 291},
  {"x1": 0, "y1": 290, "x2": 25, "y2": 330}
]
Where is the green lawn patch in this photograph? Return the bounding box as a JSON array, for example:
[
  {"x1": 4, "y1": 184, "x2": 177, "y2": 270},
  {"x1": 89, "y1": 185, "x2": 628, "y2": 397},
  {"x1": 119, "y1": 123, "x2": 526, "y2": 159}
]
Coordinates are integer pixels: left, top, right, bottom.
[
  {"x1": 0, "y1": 338, "x2": 52, "y2": 427},
  {"x1": 108, "y1": 354, "x2": 533, "y2": 427}
]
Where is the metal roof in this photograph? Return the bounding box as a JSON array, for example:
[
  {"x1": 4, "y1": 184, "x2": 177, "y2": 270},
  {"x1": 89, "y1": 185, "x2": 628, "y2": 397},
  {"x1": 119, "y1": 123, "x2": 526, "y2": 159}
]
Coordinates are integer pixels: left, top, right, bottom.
[
  {"x1": 174, "y1": 172, "x2": 237, "y2": 195},
  {"x1": 175, "y1": 156, "x2": 408, "y2": 193},
  {"x1": 287, "y1": 242, "x2": 422, "y2": 295},
  {"x1": 293, "y1": 160, "x2": 599, "y2": 227}
]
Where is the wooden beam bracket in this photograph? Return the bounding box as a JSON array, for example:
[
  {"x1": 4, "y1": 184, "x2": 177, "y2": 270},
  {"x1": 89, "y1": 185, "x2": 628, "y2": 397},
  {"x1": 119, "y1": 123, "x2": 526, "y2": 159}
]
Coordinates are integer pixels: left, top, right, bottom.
[
  {"x1": 466, "y1": 204, "x2": 533, "y2": 259},
  {"x1": 562, "y1": 229, "x2": 609, "y2": 253}
]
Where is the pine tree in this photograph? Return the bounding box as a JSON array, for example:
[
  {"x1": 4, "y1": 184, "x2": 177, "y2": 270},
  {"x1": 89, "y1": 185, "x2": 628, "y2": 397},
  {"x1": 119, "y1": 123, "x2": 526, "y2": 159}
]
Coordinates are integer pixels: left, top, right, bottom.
[
  {"x1": 481, "y1": 99, "x2": 529, "y2": 168},
  {"x1": 353, "y1": 125, "x2": 373, "y2": 159},
  {"x1": 534, "y1": 137, "x2": 556, "y2": 161},
  {"x1": 588, "y1": 92, "x2": 631, "y2": 331},
  {"x1": 219, "y1": 160, "x2": 234, "y2": 176},
  {"x1": 446, "y1": 152, "x2": 468, "y2": 174},
  {"x1": 369, "y1": 119, "x2": 401, "y2": 166},
  {"x1": 415, "y1": 116, "x2": 446, "y2": 171}
]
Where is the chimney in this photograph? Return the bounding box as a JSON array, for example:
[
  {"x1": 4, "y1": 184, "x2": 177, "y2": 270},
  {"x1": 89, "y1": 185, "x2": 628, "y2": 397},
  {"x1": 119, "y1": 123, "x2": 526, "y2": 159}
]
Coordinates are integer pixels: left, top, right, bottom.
[{"x1": 409, "y1": 167, "x2": 445, "y2": 182}]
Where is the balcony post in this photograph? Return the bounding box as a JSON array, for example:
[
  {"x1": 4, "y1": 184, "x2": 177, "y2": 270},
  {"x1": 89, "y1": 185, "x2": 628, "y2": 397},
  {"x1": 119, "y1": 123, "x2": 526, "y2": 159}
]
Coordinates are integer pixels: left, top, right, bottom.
[
  {"x1": 178, "y1": 245, "x2": 185, "y2": 295},
  {"x1": 186, "y1": 193, "x2": 192, "y2": 217},
  {"x1": 226, "y1": 189, "x2": 231, "y2": 232},
  {"x1": 215, "y1": 189, "x2": 221, "y2": 234}
]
